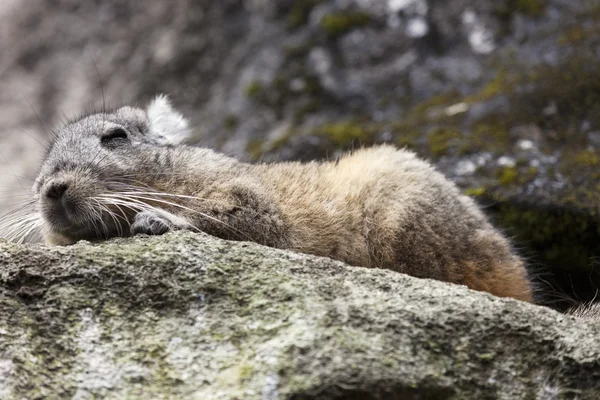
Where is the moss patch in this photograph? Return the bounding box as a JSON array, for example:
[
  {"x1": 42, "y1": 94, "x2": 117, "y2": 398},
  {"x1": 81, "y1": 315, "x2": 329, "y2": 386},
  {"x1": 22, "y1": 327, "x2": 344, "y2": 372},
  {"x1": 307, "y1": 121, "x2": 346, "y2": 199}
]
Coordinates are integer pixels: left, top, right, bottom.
[
  {"x1": 427, "y1": 127, "x2": 462, "y2": 158},
  {"x1": 465, "y1": 70, "x2": 517, "y2": 103},
  {"x1": 286, "y1": 0, "x2": 325, "y2": 29},
  {"x1": 511, "y1": 0, "x2": 545, "y2": 16},
  {"x1": 246, "y1": 138, "x2": 264, "y2": 161},
  {"x1": 496, "y1": 0, "x2": 546, "y2": 20},
  {"x1": 224, "y1": 115, "x2": 239, "y2": 130},
  {"x1": 493, "y1": 164, "x2": 539, "y2": 187},
  {"x1": 488, "y1": 203, "x2": 600, "y2": 306},
  {"x1": 509, "y1": 56, "x2": 600, "y2": 133},
  {"x1": 572, "y1": 150, "x2": 600, "y2": 167},
  {"x1": 558, "y1": 26, "x2": 588, "y2": 45},
  {"x1": 497, "y1": 166, "x2": 518, "y2": 185},
  {"x1": 245, "y1": 81, "x2": 263, "y2": 98},
  {"x1": 318, "y1": 121, "x2": 373, "y2": 146},
  {"x1": 412, "y1": 92, "x2": 463, "y2": 118},
  {"x1": 559, "y1": 150, "x2": 600, "y2": 181},
  {"x1": 320, "y1": 11, "x2": 371, "y2": 38},
  {"x1": 464, "y1": 187, "x2": 486, "y2": 197}
]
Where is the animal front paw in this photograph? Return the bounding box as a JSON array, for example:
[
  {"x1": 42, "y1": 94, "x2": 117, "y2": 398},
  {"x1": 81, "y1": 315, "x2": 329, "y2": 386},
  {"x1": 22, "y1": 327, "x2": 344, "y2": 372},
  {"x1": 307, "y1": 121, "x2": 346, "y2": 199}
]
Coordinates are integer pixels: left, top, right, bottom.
[{"x1": 130, "y1": 211, "x2": 177, "y2": 236}]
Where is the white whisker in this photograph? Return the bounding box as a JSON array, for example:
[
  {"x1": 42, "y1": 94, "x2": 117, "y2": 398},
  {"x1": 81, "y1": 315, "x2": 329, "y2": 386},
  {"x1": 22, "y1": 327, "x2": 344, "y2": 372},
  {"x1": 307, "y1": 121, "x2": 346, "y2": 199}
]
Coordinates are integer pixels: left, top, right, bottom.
[{"x1": 99, "y1": 192, "x2": 253, "y2": 241}]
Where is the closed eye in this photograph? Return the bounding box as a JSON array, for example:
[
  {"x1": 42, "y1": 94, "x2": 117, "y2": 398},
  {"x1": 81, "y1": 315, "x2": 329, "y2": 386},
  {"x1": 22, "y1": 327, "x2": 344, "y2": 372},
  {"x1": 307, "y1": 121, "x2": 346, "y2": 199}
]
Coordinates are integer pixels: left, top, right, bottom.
[{"x1": 101, "y1": 128, "x2": 129, "y2": 147}]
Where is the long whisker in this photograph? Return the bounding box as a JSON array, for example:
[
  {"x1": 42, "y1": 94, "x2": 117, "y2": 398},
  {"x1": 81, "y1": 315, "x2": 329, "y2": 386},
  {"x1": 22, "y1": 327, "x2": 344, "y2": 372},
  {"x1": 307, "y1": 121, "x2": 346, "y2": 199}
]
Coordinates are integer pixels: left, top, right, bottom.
[
  {"x1": 104, "y1": 184, "x2": 257, "y2": 213},
  {"x1": 0, "y1": 211, "x2": 41, "y2": 244},
  {"x1": 104, "y1": 181, "x2": 274, "y2": 237},
  {"x1": 17, "y1": 220, "x2": 42, "y2": 245},
  {"x1": 101, "y1": 204, "x2": 122, "y2": 237},
  {"x1": 92, "y1": 199, "x2": 127, "y2": 237},
  {"x1": 98, "y1": 193, "x2": 254, "y2": 241},
  {"x1": 88, "y1": 202, "x2": 107, "y2": 239}
]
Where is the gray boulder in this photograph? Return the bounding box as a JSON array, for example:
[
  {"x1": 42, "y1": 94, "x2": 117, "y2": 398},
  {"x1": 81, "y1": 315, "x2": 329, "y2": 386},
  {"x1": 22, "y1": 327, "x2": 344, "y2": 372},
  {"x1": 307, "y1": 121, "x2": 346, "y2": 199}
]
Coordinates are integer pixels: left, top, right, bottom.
[{"x1": 1, "y1": 232, "x2": 598, "y2": 399}]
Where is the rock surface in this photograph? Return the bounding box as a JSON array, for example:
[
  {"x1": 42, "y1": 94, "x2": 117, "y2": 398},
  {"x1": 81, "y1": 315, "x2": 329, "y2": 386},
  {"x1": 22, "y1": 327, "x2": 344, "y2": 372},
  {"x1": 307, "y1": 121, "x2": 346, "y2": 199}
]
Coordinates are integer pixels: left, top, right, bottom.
[{"x1": 0, "y1": 231, "x2": 599, "y2": 399}]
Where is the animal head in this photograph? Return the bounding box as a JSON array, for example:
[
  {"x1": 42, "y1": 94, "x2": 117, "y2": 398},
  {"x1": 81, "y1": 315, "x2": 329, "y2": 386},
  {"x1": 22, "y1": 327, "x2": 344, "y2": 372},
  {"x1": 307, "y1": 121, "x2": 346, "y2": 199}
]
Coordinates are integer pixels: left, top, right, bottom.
[{"x1": 31, "y1": 95, "x2": 192, "y2": 245}]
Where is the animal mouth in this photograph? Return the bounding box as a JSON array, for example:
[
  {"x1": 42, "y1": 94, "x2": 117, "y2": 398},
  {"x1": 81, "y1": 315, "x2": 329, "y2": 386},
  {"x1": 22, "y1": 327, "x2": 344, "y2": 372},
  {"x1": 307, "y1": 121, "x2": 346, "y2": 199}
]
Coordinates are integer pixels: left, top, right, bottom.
[
  {"x1": 40, "y1": 182, "x2": 199, "y2": 243},
  {"x1": 41, "y1": 196, "x2": 112, "y2": 242},
  {"x1": 44, "y1": 209, "x2": 93, "y2": 239},
  {"x1": 52, "y1": 225, "x2": 95, "y2": 241},
  {"x1": 45, "y1": 199, "x2": 72, "y2": 225}
]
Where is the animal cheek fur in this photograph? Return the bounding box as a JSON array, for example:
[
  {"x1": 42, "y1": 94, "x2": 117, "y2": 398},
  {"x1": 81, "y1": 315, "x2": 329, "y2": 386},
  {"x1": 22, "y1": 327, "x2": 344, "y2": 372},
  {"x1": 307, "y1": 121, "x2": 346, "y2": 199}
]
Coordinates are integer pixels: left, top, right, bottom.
[{"x1": 43, "y1": 230, "x2": 75, "y2": 246}]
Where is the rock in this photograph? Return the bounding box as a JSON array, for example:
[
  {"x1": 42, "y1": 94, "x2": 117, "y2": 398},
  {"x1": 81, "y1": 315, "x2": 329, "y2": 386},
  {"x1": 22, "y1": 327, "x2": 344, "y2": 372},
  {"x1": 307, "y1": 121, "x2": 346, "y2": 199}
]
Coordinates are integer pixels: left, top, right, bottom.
[{"x1": 0, "y1": 231, "x2": 598, "y2": 399}]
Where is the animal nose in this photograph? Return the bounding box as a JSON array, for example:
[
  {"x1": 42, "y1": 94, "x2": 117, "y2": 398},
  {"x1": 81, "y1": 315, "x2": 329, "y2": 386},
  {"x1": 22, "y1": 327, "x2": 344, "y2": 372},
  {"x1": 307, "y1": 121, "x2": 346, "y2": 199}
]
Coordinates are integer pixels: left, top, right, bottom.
[{"x1": 46, "y1": 182, "x2": 69, "y2": 200}]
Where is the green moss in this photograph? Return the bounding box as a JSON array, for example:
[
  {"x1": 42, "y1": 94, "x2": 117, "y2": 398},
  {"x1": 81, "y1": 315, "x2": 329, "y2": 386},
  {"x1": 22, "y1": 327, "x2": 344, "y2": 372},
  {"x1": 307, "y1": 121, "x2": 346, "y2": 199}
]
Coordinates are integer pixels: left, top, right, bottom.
[
  {"x1": 237, "y1": 362, "x2": 255, "y2": 381},
  {"x1": 396, "y1": 134, "x2": 417, "y2": 150},
  {"x1": 466, "y1": 70, "x2": 516, "y2": 103},
  {"x1": 427, "y1": 127, "x2": 462, "y2": 157},
  {"x1": 293, "y1": 99, "x2": 320, "y2": 123},
  {"x1": 283, "y1": 43, "x2": 312, "y2": 62},
  {"x1": 558, "y1": 26, "x2": 587, "y2": 45},
  {"x1": 320, "y1": 11, "x2": 371, "y2": 38},
  {"x1": 460, "y1": 121, "x2": 511, "y2": 155},
  {"x1": 512, "y1": 0, "x2": 545, "y2": 16},
  {"x1": 246, "y1": 138, "x2": 264, "y2": 161},
  {"x1": 498, "y1": 166, "x2": 518, "y2": 185},
  {"x1": 268, "y1": 128, "x2": 296, "y2": 152},
  {"x1": 558, "y1": 149, "x2": 600, "y2": 182},
  {"x1": 508, "y1": 56, "x2": 600, "y2": 132},
  {"x1": 318, "y1": 121, "x2": 372, "y2": 146},
  {"x1": 477, "y1": 353, "x2": 495, "y2": 361},
  {"x1": 497, "y1": 0, "x2": 545, "y2": 19},
  {"x1": 303, "y1": 75, "x2": 323, "y2": 95},
  {"x1": 245, "y1": 81, "x2": 263, "y2": 98},
  {"x1": 224, "y1": 115, "x2": 239, "y2": 130},
  {"x1": 287, "y1": 0, "x2": 324, "y2": 29},
  {"x1": 476, "y1": 75, "x2": 505, "y2": 100},
  {"x1": 412, "y1": 92, "x2": 462, "y2": 118},
  {"x1": 464, "y1": 187, "x2": 486, "y2": 197},
  {"x1": 496, "y1": 166, "x2": 538, "y2": 186},
  {"x1": 480, "y1": 196, "x2": 600, "y2": 309},
  {"x1": 492, "y1": 204, "x2": 600, "y2": 270},
  {"x1": 573, "y1": 150, "x2": 600, "y2": 167},
  {"x1": 472, "y1": 122, "x2": 510, "y2": 142}
]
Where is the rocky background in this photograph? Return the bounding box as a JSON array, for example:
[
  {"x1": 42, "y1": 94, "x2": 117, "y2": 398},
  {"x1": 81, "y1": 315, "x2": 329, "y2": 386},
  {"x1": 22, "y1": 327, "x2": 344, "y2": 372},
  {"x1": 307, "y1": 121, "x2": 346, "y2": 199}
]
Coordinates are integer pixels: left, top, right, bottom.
[{"x1": 0, "y1": 0, "x2": 599, "y2": 309}]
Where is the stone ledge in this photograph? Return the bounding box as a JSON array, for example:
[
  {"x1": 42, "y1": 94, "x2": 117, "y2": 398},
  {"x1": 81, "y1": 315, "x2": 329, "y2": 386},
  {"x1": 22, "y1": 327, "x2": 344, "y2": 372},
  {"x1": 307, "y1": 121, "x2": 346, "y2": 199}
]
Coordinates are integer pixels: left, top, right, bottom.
[{"x1": 0, "y1": 231, "x2": 598, "y2": 399}]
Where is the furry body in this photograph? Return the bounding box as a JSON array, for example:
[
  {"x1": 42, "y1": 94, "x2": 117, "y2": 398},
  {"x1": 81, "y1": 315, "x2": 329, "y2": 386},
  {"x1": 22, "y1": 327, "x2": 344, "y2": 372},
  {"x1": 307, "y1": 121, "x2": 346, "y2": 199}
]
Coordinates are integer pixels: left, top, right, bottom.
[{"x1": 33, "y1": 96, "x2": 533, "y2": 301}]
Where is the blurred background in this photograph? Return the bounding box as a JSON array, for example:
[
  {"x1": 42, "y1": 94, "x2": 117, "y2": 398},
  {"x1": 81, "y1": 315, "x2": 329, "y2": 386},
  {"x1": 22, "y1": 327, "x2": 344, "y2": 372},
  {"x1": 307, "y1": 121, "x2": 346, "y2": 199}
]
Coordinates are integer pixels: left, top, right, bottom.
[{"x1": 0, "y1": 0, "x2": 598, "y2": 309}]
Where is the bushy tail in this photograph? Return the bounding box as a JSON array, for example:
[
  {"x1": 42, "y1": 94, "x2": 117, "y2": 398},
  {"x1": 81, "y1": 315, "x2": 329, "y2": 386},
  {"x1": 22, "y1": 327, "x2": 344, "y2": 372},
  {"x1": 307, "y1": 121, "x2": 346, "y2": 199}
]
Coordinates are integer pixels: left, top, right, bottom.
[{"x1": 568, "y1": 302, "x2": 600, "y2": 322}]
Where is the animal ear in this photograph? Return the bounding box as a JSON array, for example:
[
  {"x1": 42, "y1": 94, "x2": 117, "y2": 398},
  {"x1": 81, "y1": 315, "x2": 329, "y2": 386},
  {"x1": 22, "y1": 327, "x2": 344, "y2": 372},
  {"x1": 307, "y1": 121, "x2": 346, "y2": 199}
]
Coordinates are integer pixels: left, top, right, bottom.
[{"x1": 145, "y1": 94, "x2": 191, "y2": 145}]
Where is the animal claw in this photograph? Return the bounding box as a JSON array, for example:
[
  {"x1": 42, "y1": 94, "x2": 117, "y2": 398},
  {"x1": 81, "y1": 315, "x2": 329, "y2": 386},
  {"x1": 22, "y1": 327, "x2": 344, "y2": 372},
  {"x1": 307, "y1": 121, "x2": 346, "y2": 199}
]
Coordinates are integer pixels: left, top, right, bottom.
[{"x1": 130, "y1": 211, "x2": 175, "y2": 236}]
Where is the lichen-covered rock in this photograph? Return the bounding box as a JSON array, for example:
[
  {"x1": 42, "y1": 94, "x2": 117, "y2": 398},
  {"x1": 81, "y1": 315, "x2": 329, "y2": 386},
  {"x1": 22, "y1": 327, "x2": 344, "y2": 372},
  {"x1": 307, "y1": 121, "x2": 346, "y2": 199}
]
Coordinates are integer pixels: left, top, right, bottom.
[{"x1": 0, "y1": 232, "x2": 599, "y2": 399}]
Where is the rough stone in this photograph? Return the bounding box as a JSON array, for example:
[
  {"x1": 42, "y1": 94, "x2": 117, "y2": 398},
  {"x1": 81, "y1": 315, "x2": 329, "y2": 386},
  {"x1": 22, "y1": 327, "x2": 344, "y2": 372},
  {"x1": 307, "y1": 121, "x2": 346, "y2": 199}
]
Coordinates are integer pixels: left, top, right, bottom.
[{"x1": 1, "y1": 231, "x2": 599, "y2": 399}]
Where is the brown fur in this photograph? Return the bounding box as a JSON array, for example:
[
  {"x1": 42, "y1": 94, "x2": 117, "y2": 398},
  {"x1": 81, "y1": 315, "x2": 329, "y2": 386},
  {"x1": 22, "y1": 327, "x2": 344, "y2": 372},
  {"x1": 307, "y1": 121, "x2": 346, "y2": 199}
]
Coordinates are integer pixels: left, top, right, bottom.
[
  {"x1": 250, "y1": 146, "x2": 533, "y2": 302},
  {"x1": 116, "y1": 145, "x2": 533, "y2": 301}
]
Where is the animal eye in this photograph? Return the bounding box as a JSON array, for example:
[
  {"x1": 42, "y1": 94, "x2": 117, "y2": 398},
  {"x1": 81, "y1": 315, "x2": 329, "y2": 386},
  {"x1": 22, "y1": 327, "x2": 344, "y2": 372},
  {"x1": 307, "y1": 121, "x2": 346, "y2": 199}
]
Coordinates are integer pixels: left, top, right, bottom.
[{"x1": 101, "y1": 128, "x2": 129, "y2": 147}]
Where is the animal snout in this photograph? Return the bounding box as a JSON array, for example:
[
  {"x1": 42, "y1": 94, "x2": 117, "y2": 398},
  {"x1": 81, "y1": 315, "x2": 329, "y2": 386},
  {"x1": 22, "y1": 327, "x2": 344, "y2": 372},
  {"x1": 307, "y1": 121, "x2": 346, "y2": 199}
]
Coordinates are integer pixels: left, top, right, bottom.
[{"x1": 45, "y1": 181, "x2": 69, "y2": 200}]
